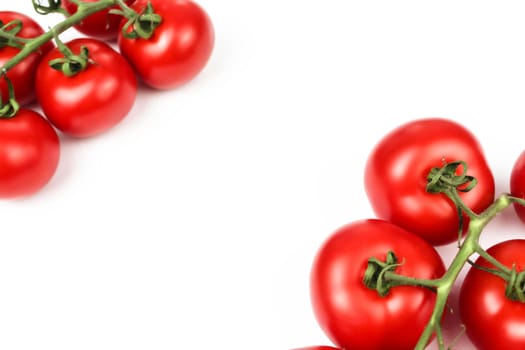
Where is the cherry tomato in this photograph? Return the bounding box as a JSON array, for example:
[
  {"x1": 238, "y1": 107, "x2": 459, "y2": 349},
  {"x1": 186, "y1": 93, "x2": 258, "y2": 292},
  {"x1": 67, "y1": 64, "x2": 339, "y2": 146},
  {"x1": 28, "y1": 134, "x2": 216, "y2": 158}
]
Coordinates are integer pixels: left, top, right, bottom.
[
  {"x1": 459, "y1": 239, "x2": 525, "y2": 349},
  {"x1": 310, "y1": 219, "x2": 445, "y2": 350},
  {"x1": 510, "y1": 150, "x2": 525, "y2": 223},
  {"x1": 35, "y1": 38, "x2": 137, "y2": 137},
  {"x1": 365, "y1": 118, "x2": 495, "y2": 246},
  {"x1": 0, "y1": 109, "x2": 60, "y2": 199},
  {"x1": 62, "y1": 0, "x2": 133, "y2": 41},
  {"x1": 0, "y1": 11, "x2": 53, "y2": 106},
  {"x1": 118, "y1": 0, "x2": 214, "y2": 89}
]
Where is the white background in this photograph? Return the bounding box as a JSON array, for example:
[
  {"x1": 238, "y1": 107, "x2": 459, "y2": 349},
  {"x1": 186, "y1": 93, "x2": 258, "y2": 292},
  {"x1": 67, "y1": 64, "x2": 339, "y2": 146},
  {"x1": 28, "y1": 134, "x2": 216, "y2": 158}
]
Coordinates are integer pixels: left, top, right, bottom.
[{"x1": 3, "y1": 1, "x2": 525, "y2": 349}]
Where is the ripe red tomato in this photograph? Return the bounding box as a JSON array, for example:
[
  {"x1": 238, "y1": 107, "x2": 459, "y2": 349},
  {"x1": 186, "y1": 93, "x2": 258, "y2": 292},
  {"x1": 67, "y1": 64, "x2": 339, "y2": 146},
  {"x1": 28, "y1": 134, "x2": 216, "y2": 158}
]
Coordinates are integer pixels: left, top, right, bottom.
[
  {"x1": 510, "y1": 150, "x2": 525, "y2": 223},
  {"x1": 365, "y1": 118, "x2": 495, "y2": 246},
  {"x1": 459, "y1": 240, "x2": 525, "y2": 349},
  {"x1": 35, "y1": 38, "x2": 137, "y2": 137},
  {"x1": 62, "y1": 0, "x2": 133, "y2": 41},
  {"x1": 310, "y1": 219, "x2": 445, "y2": 350},
  {"x1": 0, "y1": 109, "x2": 60, "y2": 199},
  {"x1": 118, "y1": 0, "x2": 214, "y2": 89},
  {"x1": 0, "y1": 11, "x2": 53, "y2": 106}
]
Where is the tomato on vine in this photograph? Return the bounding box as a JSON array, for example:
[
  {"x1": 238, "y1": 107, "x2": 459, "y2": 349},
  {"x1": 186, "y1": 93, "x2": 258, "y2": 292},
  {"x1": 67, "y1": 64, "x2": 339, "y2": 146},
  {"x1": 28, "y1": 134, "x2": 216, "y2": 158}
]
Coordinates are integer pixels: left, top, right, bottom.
[
  {"x1": 118, "y1": 0, "x2": 215, "y2": 89},
  {"x1": 310, "y1": 219, "x2": 445, "y2": 350},
  {"x1": 35, "y1": 37, "x2": 137, "y2": 137},
  {"x1": 62, "y1": 0, "x2": 134, "y2": 41},
  {"x1": 0, "y1": 11, "x2": 53, "y2": 106},
  {"x1": 0, "y1": 109, "x2": 60, "y2": 199},
  {"x1": 459, "y1": 239, "x2": 525, "y2": 349},
  {"x1": 365, "y1": 118, "x2": 495, "y2": 246}
]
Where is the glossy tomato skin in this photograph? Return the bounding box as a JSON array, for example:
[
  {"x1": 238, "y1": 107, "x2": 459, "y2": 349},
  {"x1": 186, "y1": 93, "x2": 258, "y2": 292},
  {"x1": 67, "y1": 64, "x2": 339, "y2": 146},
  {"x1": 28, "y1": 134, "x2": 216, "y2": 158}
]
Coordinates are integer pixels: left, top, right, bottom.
[
  {"x1": 62, "y1": 0, "x2": 133, "y2": 41},
  {"x1": 118, "y1": 0, "x2": 214, "y2": 89},
  {"x1": 310, "y1": 219, "x2": 445, "y2": 350},
  {"x1": 0, "y1": 11, "x2": 53, "y2": 106},
  {"x1": 510, "y1": 151, "x2": 525, "y2": 223},
  {"x1": 0, "y1": 109, "x2": 60, "y2": 199},
  {"x1": 459, "y1": 240, "x2": 525, "y2": 349},
  {"x1": 365, "y1": 118, "x2": 495, "y2": 246},
  {"x1": 36, "y1": 38, "x2": 137, "y2": 137}
]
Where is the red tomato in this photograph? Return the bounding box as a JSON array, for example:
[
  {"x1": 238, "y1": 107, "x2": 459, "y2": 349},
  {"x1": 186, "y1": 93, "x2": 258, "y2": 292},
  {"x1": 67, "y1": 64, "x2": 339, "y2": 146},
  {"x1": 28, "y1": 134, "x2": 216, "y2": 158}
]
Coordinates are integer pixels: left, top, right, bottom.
[
  {"x1": 0, "y1": 11, "x2": 53, "y2": 106},
  {"x1": 118, "y1": 0, "x2": 214, "y2": 89},
  {"x1": 35, "y1": 38, "x2": 137, "y2": 137},
  {"x1": 0, "y1": 109, "x2": 60, "y2": 199},
  {"x1": 310, "y1": 219, "x2": 445, "y2": 350},
  {"x1": 365, "y1": 118, "x2": 495, "y2": 246},
  {"x1": 510, "y1": 150, "x2": 525, "y2": 223},
  {"x1": 459, "y1": 240, "x2": 525, "y2": 349},
  {"x1": 62, "y1": 0, "x2": 133, "y2": 41}
]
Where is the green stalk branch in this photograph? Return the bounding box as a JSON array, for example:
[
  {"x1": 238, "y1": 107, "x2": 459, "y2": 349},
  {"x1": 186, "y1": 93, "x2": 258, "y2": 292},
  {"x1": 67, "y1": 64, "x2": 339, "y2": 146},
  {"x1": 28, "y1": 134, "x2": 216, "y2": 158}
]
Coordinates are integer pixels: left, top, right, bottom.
[
  {"x1": 446, "y1": 188, "x2": 479, "y2": 221},
  {"x1": 0, "y1": 20, "x2": 31, "y2": 48},
  {"x1": 383, "y1": 271, "x2": 440, "y2": 290},
  {"x1": 507, "y1": 194, "x2": 525, "y2": 207},
  {"x1": 474, "y1": 243, "x2": 513, "y2": 275},
  {"x1": 1, "y1": 0, "x2": 119, "y2": 73},
  {"x1": 367, "y1": 161, "x2": 521, "y2": 350},
  {"x1": 112, "y1": 0, "x2": 137, "y2": 18},
  {"x1": 414, "y1": 193, "x2": 514, "y2": 350}
]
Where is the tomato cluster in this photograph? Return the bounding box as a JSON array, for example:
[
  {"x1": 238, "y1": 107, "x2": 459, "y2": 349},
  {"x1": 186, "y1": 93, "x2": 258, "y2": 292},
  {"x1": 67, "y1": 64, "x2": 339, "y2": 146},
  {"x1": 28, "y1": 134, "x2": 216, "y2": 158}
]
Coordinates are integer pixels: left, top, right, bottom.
[
  {"x1": 295, "y1": 118, "x2": 525, "y2": 349},
  {"x1": 0, "y1": 0, "x2": 214, "y2": 199}
]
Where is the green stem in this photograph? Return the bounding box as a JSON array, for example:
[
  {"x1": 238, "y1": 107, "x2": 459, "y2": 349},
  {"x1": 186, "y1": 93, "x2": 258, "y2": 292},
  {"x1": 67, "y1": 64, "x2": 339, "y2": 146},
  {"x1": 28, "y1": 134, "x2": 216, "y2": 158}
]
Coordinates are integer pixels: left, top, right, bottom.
[
  {"x1": 0, "y1": 75, "x2": 20, "y2": 118},
  {"x1": 414, "y1": 193, "x2": 513, "y2": 350},
  {"x1": 1, "y1": 0, "x2": 119, "y2": 73},
  {"x1": 0, "y1": 19, "x2": 28, "y2": 49},
  {"x1": 446, "y1": 188, "x2": 479, "y2": 221},
  {"x1": 474, "y1": 243, "x2": 513, "y2": 275},
  {"x1": 113, "y1": 0, "x2": 137, "y2": 18},
  {"x1": 467, "y1": 258, "x2": 510, "y2": 280},
  {"x1": 383, "y1": 271, "x2": 439, "y2": 290},
  {"x1": 507, "y1": 194, "x2": 525, "y2": 207},
  {"x1": 445, "y1": 187, "x2": 478, "y2": 246},
  {"x1": 0, "y1": 31, "x2": 31, "y2": 45}
]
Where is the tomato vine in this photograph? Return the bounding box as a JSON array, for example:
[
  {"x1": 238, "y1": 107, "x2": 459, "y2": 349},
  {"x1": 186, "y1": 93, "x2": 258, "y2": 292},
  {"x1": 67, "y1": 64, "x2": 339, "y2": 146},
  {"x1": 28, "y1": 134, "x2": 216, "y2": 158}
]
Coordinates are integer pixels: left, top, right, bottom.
[
  {"x1": 361, "y1": 159, "x2": 525, "y2": 348},
  {"x1": 0, "y1": 0, "x2": 214, "y2": 198},
  {"x1": 2, "y1": 1, "x2": 122, "y2": 74},
  {"x1": 302, "y1": 118, "x2": 525, "y2": 350}
]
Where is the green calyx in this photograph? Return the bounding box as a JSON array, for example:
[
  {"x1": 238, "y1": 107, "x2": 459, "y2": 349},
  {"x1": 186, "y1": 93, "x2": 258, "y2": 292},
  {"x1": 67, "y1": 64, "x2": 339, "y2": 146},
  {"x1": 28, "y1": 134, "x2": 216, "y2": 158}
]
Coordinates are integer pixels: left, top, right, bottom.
[
  {"x1": 49, "y1": 28, "x2": 92, "y2": 77},
  {"x1": 364, "y1": 251, "x2": 402, "y2": 297},
  {"x1": 118, "y1": 2, "x2": 162, "y2": 40},
  {"x1": 0, "y1": 19, "x2": 27, "y2": 49},
  {"x1": 49, "y1": 45, "x2": 90, "y2": 77},
  {"x1": 32, "y1": 0, "x2": 65, "y2": 15},
  {"x1": 505, "y1": 267, "x2": 525, "y2": 302},
  {"x1": 427, "y1": 160, "x2": 480, "y2": 240},
  {"x1": 0, "y1": 100, "x2": 19, "y2": 118},
  {"x1": 364, "y1": 250, "x2": 438, "y2": 299},
  {"x1": 0, "y1": 75, "x2": 20, "y2": 118},
  {"x1": 426, "y1": 160, "x2": 478, "y2": 195}
]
